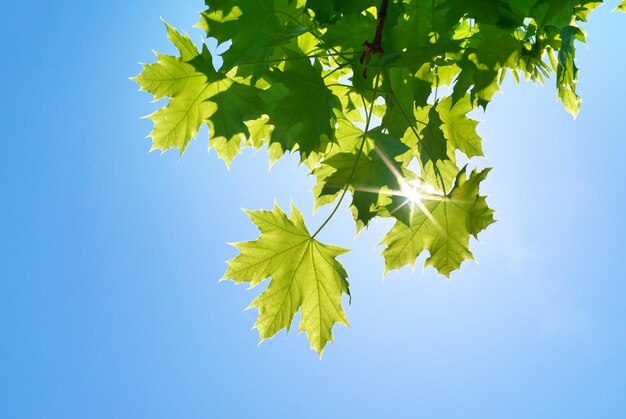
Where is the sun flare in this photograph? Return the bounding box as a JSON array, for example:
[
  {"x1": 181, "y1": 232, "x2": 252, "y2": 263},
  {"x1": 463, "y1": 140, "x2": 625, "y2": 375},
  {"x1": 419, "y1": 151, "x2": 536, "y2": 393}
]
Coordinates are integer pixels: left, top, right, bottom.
[{"x1": 399, "y1": 179, "x2": 439, "y2": 203}]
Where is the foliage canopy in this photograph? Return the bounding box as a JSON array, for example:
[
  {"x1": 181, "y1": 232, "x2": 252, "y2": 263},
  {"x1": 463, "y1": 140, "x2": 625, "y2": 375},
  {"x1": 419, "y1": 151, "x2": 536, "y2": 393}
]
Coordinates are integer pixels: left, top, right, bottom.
[{"x1": 135, "y1": 0, "x2": 623, "y2": 356}]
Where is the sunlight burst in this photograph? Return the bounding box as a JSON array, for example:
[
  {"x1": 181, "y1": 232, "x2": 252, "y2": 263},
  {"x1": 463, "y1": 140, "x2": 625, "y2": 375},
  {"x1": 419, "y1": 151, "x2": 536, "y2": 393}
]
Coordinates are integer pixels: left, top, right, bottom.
[{"x1": 399, "y1": 179, "x2": 439, "y2": 204}]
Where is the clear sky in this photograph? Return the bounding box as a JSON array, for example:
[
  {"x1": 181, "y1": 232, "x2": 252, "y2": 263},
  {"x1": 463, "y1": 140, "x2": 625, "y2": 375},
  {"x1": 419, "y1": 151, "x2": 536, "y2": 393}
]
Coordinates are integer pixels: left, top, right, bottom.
[{"x1": 2, "y1": 1, "x2": 626, "y2": 418}]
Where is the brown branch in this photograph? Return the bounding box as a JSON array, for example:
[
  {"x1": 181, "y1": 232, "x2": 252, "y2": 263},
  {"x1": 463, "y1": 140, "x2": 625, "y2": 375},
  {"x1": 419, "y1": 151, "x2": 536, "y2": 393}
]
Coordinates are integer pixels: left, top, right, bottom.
[
  {"x1": 371, "y1": 0, "x2": 389, "y2": 53},
  {"x1": 360, "y1": 0, "x2": 390, "y2": 78}
]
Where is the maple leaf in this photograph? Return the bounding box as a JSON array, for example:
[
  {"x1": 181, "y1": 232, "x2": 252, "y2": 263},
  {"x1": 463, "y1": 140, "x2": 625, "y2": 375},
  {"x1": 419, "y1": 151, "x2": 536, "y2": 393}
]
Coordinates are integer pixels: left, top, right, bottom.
[
  {"x1": 199, "y1": 0, "x2": 312, "y2": 77},
  {"x1": 417, "y1": 106, "x2": 450, "y2": 167},
  {"x1": 314, "y1": 128, "x2": 410, "y2": 231},
  {"x1": 392, "y1": 104, "x2": 459, "y2": 196},
  {"x1": 380, "y1": 167, "x2": 495, "y2": 277},
  {"x1": 382, "y1": 66, "x2": 433, "y2": 139},
  {"x1": 438, "y1": 96, "x2": 484, "y2": 159},
  {"x1": 261, "y1": 59, "x2": 341, "y2": 158},
  {"x1": 320, "y1": 10, "x2": 377, "y2": 54},
  {"x1": 441, "y1": 0, "x2": 524, "y2": 29},
  {"x1": 132, "y1": 22, "x2": 217, "y2": 154},
  {"x1": 452, "y1": 24, "x2": 522, "y2": 107},
  {"x1": 222, "y1": 203, "x2": 350, "y2": 357},
  {"x1": 305, "y1": 0, "x2": 379, "y2": 23},
  {"x1": 304, "y1": 0, "x2": 338, "y2": 23},
  {"x1": 618, "y1": 1, "x2": 626, "y2": 12},
  {"x1": 556, "y1": 25, "x2": 584, "y2": 117},
  {"x1": 133, "y1": 22, "x2": 268, "y2": 164},
  {"x1": 207, "y1": 80, "x2": 266, "y2": 165}
]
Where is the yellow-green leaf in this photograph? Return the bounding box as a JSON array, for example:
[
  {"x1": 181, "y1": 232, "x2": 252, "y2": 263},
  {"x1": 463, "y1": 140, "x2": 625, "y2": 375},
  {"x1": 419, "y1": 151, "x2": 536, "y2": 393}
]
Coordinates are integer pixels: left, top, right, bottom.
[
  {"x1": 222, "y1": 203, "x2": 350, "y2": 356},
  {"x1": 380, "y1": 168, "x2": 495, "y2": 277}
]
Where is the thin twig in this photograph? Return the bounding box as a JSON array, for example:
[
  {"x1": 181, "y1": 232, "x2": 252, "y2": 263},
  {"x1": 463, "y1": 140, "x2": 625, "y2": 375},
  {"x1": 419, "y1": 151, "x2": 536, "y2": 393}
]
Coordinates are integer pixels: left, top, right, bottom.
[{"x1": 312, "y1": 73, "x2": 381, "y2": 239}]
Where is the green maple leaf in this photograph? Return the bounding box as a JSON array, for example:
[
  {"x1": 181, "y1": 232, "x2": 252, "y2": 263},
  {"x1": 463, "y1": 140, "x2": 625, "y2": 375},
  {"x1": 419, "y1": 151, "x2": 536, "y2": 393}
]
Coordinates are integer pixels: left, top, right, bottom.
[
  {"x1": 381, "y1": 167, "x2": 495, "y2": 277},
  {"x1": 442, "y1": 0, "x2": 524, "y2": 28},
  {"x1": 531, "y1": 0, "x2": 578, "y2": 28},
  {"x1": 382, "y1": 66, "x2": 433, "y2": 139},
  {"x1": 133, "y1": 22, "x2": 268, "y2": 163},
  {"x1": 321, "y1": 11, "x2": 377, "y2": 53},
  {"x1": 574, "y1": 2, "x2": 603, "y2": 21},
  {"x1": 314, "y1": 128, "x2": 409, "y2": 231},
  {"x1": 305, "y1": 0, "x2": 338, "y2": 23},
  {"x1": 417, "y1": 106, "x2": 450, "y2": 167},
  {"x1": 452, "y1": 24, "x2": 521, "y2": 107},
  {"x1": 222, "y1": 203, "x2": 350, "y2": 357},
  {"x1": 438, "y1": 96, "x2": 484, "y2": 159},
  {"x1": 261, "y1": 59, "x2": 341, "y2": 158},
  {"x1": 305, "y1": 0, "x2": 379, "y2": 23},
  {"x1": 241, "y1": 117, "x2": 286, "y2": 166},
  {"x1": 393, "y1": 104, "x2": 459, "y2": 196},
  {"x1": 207, "y1": 79, "x2": 266, "y2": 165},
  {"x1": 197, "y1": 0, "x2": 241, "y2": 45},
  {"x1": 389, "y1": 0, "x2": 459, "y2": 56},
  {"x1": 557, "y1": 25, "x2": 584, "y2": 117},
  {"x1": 133, "y1": 22, "x2": 217, "y2": 154},
  {"x1": 199, "y1": 0, "x2": 312, "y2": 76},
  {"x1": 618, "y1": 1, "x2": 626, "y2": 12}
]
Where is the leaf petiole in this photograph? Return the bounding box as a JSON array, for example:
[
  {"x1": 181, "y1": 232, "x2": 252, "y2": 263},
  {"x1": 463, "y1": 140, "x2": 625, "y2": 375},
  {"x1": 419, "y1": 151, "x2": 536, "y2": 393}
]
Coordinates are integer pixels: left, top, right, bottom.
[{"x1": 312, "y1": 72, "x2": 381, "y2": 239}]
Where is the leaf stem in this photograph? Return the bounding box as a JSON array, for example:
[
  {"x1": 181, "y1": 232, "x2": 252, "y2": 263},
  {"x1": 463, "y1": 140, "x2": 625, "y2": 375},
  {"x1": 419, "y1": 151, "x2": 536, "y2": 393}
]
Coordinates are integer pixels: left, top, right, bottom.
[
  {"x1": 312, "y1": 73, "x2": 381, "y2": 239},
  {"x1": 323, "y1": 62, "x2": 351, "y2": 80}
]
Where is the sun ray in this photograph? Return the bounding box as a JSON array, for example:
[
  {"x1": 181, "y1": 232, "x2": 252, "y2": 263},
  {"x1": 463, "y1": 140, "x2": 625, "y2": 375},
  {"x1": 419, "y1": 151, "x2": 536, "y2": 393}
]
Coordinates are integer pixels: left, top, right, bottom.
[
  {"x1": 395, "y1": 179, "x2": 444, "y2": 232},
  {"x1": 373, "y1": 145, "x2": 404, "y2": 180}
]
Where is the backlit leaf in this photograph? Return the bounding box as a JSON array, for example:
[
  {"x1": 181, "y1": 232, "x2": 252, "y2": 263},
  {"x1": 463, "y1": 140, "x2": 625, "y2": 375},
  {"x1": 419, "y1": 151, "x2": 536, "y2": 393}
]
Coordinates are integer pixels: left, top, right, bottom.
[
  {"x1": 381, "y1": 168, "x2": 495, "y2": 277},
  {"x1": 222, "y1": 204, "x2": 350, "y2": 356}
]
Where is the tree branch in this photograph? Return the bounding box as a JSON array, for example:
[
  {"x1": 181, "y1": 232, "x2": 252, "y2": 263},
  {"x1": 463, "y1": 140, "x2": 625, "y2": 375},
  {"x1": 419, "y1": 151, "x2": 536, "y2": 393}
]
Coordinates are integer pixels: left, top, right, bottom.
[
  {"x1": 371, "y1": 0, "x2": 389, "y2": 53},
  {"x1": 360, "y1": 0, "x2": 390, "y2": 78}
]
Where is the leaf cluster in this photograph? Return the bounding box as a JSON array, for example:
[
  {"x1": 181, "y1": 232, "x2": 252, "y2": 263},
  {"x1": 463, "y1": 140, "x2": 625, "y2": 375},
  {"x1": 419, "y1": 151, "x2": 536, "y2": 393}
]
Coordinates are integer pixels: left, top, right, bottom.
[{"x1": 135, "y1": 0, "x2": 611, "y2": 356}]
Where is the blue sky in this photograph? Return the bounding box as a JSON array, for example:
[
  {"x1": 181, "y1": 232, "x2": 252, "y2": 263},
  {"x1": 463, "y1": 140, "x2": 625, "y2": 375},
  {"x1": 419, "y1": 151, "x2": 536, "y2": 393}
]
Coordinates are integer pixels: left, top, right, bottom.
[{"x1": 2, "y1": 1, "x2": 626, "y2": 418}]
